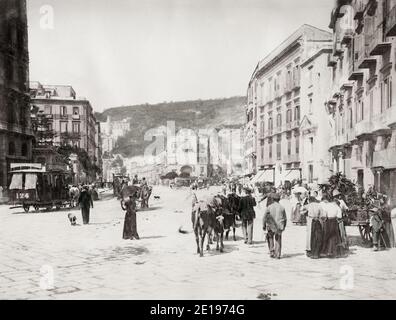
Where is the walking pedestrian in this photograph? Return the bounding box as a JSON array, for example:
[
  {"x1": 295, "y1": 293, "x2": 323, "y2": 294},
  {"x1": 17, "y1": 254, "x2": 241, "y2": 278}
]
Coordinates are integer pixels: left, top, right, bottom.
[
  {"x1": 263, "y1": 193, "x2": 287, "y2": 259},
  {"x1": 123, "y1": 193, "x2": 140, "y2": 240},
  {"x1": 333, "y1": 190, "x2": 349, "y2": 252},
  {"x1": 238, "y1": 188, "x2": 256, "y2": 244},
  {"x1": 78, "y1": 186, "x2": 93, "y2": 225},
  {"x1": 304, "y1": 196, "x2": 324, "y2": 258}
]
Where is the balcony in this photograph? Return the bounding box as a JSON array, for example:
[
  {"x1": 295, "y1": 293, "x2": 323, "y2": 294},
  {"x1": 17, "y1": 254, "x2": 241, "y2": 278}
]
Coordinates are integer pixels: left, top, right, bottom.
[
  {"x1": 283, "y1": 154, "x2": 300, "y2": 164},
  {"x1": 354, "y1": 0, "x2": 366, "y2": 20},
  {"x1": 369, "y1": 26, "x2": 392, "y2": 56},
  {"x1": 262, "y1": 157, "x2": 275, "y2": 166},
  {"x1": 386, "y1": 4, "x2": 396, "y2": 37},
  {"x1": 367, "y1": 0, "x2": 378, "y2": 16},
  {"x1": 358, "y1": 56, "x2": 377, "y2": 69},
  {"x1": 346, "y1": 128, "x2": 357, "y2": 143},
  {"x1": 355, "y1": 120, "x2": 372, "y2": 137},
  {"x1": 328, "y1": 54, "x2": 337, "y2": 67},
  {"x1": 372, "y1": 148, "x2": 396, "y2": 169},
  {"x1": 72, "y1": 114, "x2": 80, "y2": 120},
  {"x1": 348, "y1": 63, "x2": 364, "y2": 81},
  {"x1": 341, "y1": 28, "x2": 354, "y2": 45}
]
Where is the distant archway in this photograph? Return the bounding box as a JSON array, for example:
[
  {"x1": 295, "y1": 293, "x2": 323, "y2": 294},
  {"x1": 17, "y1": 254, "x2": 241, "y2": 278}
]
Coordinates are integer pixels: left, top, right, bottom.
[{"x1": 180, "y1": 165, "x2": 193, "y2": 175}]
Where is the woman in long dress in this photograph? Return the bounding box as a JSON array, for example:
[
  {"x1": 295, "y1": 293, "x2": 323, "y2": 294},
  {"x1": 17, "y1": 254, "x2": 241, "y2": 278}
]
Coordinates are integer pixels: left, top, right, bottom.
[
  {"x1": 320, "y1": 194, "x2": 346, "y2": 258},
  {"x1": 123, "y1": 193, "x2": 140, "y2": 240},
  {"x1": 304, "y1": 197, "x2": 324, "y2": 259}
]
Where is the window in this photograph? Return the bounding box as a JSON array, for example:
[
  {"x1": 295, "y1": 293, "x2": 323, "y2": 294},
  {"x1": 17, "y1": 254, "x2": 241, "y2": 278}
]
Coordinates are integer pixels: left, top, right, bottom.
[
  {"x1": 48, "y1": 122, "x2": 53, "y2": 131},
  {"x1": 349, "y1": 107, "x2": 353, "y2": 129},
  {"x1": 21, "y1": 143, "x2": 28, "y2": 157},
  {"x1": 295, "y1": 106, "x2": 300, "y2": 122},
  {"x1": 72, "y1": 122, "x2": 80, "y2": 133},
  {"x1": 276, "y1": 135, "x2": 281, "y2": 160},
  {"x1": 73, "y1": 107, "x2": 79, "y2": 115},
  {"x1": 295, "y1": 136, "x2": 300, "y2": 154},
  {"x1": 308, "y1": 165, "x2": 314, "y2": 183},
  {"x1": 276, "y1": 113, "x2": 282, "y2": 129},
  {"x1": 310, "y1": 137, "x2": 314, "y2": 155},
  {"x1": 309, "y1": 98, "x2": 313, "y2": 114},
  {"x1": 260, "y1": 120, "x2": 265, "y2": 137},
  {"x1": 61, "y1": 106, "x2": 67, "y2": 116},
  {"x1": 287, "y1": 135, "x2": 291, "y2": 155},
  {"x1": 381, "y1": 77, "x2": 392, "y2": 112},
  {"x1": 308, "y1": 66, "x2": 313, "y2": 87},
  {"x1": 269, "y1": 140, "x2": 273, "y2": 159},
  {"x1": 268, "y1": 117, "x2": 273, "y2": 134},
  {"x1": 286, "y1": 109, "x2": 292, "y2": 123},
  {"x1": 8, "y1": 142, "x2": 15, "y2": 156},
  {"x1": 44, "y1": 105, "x2": 52, "y2": 114},
  {"x1": 60, "y1": 121, "x2": 68, "y2": 133},
  {"x1": 361, "y1": 101, "x2": 364, "y2": 121}
]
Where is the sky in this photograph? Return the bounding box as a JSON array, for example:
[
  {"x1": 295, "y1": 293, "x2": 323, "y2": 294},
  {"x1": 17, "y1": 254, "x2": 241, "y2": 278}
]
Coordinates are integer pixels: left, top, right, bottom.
[{"x1": 27, "y1": 0, "x2": 334, "y2": 112}]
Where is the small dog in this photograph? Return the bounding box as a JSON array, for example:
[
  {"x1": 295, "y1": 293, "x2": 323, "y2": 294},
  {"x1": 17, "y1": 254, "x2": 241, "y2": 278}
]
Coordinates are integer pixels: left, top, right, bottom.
[
  {"x1": 154, "y1": 196, "x2": 160, "y2": 200},
  {"x1": 68, "y1": 213, "x2": 77, "y2": 226}
]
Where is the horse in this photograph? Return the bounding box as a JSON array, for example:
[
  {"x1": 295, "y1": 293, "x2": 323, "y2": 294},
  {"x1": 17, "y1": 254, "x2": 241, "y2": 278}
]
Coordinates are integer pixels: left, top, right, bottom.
[
  {"x1": 139, "y1": 185, "x2": 152, "y2": 209},
  {"x1": 68, "y1": 186, "x2": 80, "y2": 208}
]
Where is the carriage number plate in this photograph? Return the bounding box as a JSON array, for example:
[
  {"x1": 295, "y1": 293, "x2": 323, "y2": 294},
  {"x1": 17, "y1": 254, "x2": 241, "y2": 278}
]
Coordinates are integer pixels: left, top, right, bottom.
[{"x1": 16, "y1": 192, "x2": 30, "y2": 199}]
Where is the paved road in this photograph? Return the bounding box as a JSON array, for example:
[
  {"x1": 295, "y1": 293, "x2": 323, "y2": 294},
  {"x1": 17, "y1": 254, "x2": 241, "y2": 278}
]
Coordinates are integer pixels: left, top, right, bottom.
[{"x1": 0, "y1": 186, "x2": 395, "y2": 300}]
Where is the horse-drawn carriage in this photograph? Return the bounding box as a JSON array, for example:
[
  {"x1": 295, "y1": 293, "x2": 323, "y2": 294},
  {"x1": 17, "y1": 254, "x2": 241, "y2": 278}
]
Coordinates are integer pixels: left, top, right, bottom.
[
  {"x1": 119, "y1": 184, "x2": 153, "y2": 210},
  {"x1": 8, "y1": 163, "x2": 73, "y2": 212}
]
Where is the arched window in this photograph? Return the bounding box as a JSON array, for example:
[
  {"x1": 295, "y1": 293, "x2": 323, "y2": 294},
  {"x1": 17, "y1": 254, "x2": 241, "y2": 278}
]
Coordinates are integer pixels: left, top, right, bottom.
[{"x1": 8, "y1": 142, "x2": 15, "y2": 156}]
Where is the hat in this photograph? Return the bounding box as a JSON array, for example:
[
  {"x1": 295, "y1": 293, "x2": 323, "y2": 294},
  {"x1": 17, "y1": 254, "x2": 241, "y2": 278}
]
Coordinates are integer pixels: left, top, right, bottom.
[
  {"x1": 332, "y1": 189, "x2": 341, "y2": 197},
  {"x1": 244, "y1": 187, "x2": 252, "y2": 194},
  {"x1": 271, "y1": 193, "x2": 281, "y2": 201}
]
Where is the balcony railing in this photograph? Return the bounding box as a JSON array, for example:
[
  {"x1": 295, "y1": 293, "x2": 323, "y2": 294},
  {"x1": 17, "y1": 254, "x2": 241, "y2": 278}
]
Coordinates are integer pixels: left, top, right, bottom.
[
  {"x1": 386, "y1": 4, "x2": 396, "y2": 37},
  {"x1": 341, "y1": 28, "x2": 354, "y2": 45},
  {"x1": 368, "y1": 25, "x2": 392, "y2": 56},
  {"x1": 372, "y1": 148, "x2": 396, "y2": 168},
  {"x1": 283, "y1": 154, "x2": 300, "y2": 163},
  {"x1": 262, "y1": 157, "x2": 275, "y2": 166},
  {"x1": 355, "y1": 120, "x2": 372, "y2": 137}
]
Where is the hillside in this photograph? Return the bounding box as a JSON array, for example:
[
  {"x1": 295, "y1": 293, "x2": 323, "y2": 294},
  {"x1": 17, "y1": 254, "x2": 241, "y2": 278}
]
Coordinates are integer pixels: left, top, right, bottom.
[{"x1": 96, "y1": 96, "x2": 246, "y2": 157}]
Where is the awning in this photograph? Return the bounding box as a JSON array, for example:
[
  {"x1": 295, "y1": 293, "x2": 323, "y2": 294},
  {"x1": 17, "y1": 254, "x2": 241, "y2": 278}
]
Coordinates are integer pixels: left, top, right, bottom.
[
  {"x1": 257, "y1": 170, "x2": 274, "y2": 183},
  {"x1": 283, "y1": 169, "x2": 301, "y2": 182},
  {"x1": 251, "y1": 171, "x2": 265, "y2": 184}
]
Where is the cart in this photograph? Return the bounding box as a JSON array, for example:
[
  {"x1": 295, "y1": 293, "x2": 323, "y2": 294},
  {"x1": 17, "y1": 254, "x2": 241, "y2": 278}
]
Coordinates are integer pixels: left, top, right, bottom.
[
  {"x1": 8, "y1": 163, "x2": 73, "y2": 212},
  {"x1": 346, "y1": 207, "x2": 372, "y2": 245}
]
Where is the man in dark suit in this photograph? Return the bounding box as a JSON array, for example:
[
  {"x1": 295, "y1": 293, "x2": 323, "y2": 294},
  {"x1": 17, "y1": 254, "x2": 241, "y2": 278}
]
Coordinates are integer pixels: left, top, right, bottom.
[{"x1": 238, "y1": 188, "x2": 256, "y2": 244}]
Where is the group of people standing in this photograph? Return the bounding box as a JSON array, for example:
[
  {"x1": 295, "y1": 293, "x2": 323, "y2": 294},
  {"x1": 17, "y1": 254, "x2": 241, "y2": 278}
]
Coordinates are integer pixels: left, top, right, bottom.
[{"x1": 219, "y1": 183, "x2": 396, "y2": 260}]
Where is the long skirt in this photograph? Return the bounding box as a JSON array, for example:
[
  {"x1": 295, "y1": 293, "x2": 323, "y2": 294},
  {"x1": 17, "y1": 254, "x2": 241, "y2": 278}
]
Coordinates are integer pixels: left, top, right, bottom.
[
  {"x1": 321, "y1": 218, "x2": 344, "y2": 258},
  {"x1": 81, "y1": 206, "x2": 90, "y2": 224},
  {"x1": 338, "y1": 220, "x2": 349, "y2": 252},
  {"x1": 123, "y1": 210, "x2": 139, "y2": 239},
  {"x1": 310, "y1": 219, "x2": 323, "y2": 259},
  {"x1": 384, "y1": 221, "x2": 396, "y2": 248}
]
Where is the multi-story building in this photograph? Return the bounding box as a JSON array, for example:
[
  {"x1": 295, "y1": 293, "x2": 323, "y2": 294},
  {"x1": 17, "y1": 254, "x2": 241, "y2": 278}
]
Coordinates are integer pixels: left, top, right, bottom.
[
  {"x1": 99, "y1": 116, "x2": 130, "y2": 154},
  {"x1": 0, "y1": 0, "x2": 34, "y2": 191},
  {"x1": 246, "y1": 24, "x2": 333, "y2": 185},
  {"x1": 299, "y1": 47, "x2": 334, "y2": 184},
  {"x1": 95, "y1": 121, "x2": 103, "y2": 180},
  {"x1": 29, "y1": 82, "x2": 100, "y2": 181},
  {"x1": 30, "y1": 82, "x2": 98, "y2": 158},
  {"x1": 326, "y1": 0, "x2": 396, "y2": 204}
]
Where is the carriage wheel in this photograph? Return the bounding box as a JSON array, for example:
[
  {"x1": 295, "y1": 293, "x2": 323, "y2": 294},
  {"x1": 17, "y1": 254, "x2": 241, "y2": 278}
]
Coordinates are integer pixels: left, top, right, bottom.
[
  {"x1": 23, "y1": 204, "x2": 30, "y2": 213},
  {"x1": 33, "y1": 204, "x2": 40, "y2": 212},
  {"x1": 359, "y1": 225, "x2": 372, "y2": 245}
]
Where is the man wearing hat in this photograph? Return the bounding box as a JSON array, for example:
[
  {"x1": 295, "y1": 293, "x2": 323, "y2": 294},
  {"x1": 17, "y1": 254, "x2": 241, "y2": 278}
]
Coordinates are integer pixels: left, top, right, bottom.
[
  {"x1": 78, "y1": 185, "x2": 94, "y2": 224},
  {"x1": 263, "y1": 193, "x2": 287, "y2": 259},
  {"x1": 238, "y1": 187, "x2": 257, "y2": 244}
]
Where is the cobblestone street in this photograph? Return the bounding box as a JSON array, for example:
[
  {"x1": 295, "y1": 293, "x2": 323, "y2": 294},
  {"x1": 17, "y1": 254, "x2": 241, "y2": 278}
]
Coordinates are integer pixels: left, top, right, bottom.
[{"x1": 1, "y1": 186, "x2": 396, "y2": 300}]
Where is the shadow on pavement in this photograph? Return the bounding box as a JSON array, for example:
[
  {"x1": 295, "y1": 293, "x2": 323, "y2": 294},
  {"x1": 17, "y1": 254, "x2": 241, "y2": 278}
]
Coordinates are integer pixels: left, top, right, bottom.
[
  {"x1": 201, "y1": 243, "x2": 240, "y2": 257},
  {"x1": 348, "y1": 235, "x2": 372, "y2": 248},
  {"x1": 280, "y1": 253, "x2": 305, "y2": 259},
  {"x1": 139, "y1": 235, "x2": 165, "y2": 240}
]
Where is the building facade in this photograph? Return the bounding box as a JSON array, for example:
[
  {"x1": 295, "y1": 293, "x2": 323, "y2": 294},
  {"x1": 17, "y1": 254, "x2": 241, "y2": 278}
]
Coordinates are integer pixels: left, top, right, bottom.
[
  {"x1": 326, "y1": 0, "x2": 396, "y2": 204},
  {"x1": 0, "y1": 0, "x2": 34, "y2": 191},
  {"x1": 246, "y1": 24, "x2": 333, "y2": 185},
  {"x1": 30, "y1": 82, "x2": 100, "y2": 181},
  {"x1": 30, "y1": 82, "x2": 98, "y2": 159}
]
